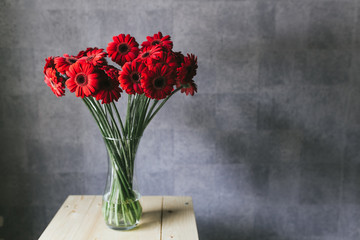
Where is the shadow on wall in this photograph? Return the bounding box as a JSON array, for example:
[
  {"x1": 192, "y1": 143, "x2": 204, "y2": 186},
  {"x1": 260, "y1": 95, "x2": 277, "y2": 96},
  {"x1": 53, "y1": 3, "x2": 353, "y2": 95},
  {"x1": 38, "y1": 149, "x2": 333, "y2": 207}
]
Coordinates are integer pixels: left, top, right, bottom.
[
  {"x1": 194, "y1": 1, "x2": 357, "y2": 240},
  {"x1": 208, "y1": 116, "x2": 348, "y2": 240}
]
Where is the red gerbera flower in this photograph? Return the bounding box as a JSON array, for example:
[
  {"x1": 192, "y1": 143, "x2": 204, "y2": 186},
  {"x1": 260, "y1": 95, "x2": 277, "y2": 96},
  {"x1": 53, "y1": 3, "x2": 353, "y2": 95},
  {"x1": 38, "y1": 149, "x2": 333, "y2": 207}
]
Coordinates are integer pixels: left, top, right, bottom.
[
  {"x1": 55, "y1": 54, "x2": 78, "y2": 74},
  {"x1": 135, "y1": 45, "x2": 162, "y2": 66},
  {"x1": 65, "y1": 61, "x2": 100, "y2": 98},
  {"x1": 148, "y1": 50, "x2": 177, "y2": 71},
  {"x1": 119, "y1": 61, "x2": 147, "y2": 95},
  {"x1": 141, "y1": 64, "x2": 175, "y2": 100},
  {"x1": 106, "y1": 34, "x2": 139, "y2": 66},
  {"x1": 101, "y1": 64, "x2": 120, "y2": 80},
  {"x1": 44, "y1": 56, "x2": 56, "y2": 74},
  {"x1": 176, "y1": 54, "x2": 198, "y2": 96},
  {"x1": 44, "y1": 68, "x2": 65, "y2": 97},
  {"x1": 141, "y1": 32, "x2": 173, "y2": 51},
  {"x1": 95, "y1": 67, "x2": 122, "y2": 104},
  {"x1": 76, "y1": 51, "x2": 86, "y2": 58},
  {"x1": 76, "y1": 47, "x2": 95, "y2": 58},
  {"x1": 173, "y1": 51, "x2": 185, "y2": 66},
  {"x1": 78, "y1": 48, "x2": 107, "y2": 66},
  {"x1": 177, "y1": 53, "x2": 198, "y2": 84},
  {"x1": 179, "y1": 80, "x2": 197, "y2": 96}
]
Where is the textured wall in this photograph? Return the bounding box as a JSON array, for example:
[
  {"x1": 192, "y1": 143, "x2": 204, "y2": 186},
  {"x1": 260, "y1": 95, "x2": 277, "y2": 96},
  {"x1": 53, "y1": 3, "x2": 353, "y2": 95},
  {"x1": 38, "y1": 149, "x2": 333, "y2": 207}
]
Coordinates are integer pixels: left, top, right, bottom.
[{"x1": 1, "y1": 0, "x2": 360, "y2": 239}]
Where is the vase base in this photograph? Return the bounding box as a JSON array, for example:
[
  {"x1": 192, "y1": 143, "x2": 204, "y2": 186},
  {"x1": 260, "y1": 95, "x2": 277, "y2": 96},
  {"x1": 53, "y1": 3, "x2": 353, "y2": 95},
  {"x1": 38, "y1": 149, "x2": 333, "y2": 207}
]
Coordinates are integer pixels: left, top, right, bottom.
[{"x1": 106, "y1": 223, "x2": 138, "y2": 231}]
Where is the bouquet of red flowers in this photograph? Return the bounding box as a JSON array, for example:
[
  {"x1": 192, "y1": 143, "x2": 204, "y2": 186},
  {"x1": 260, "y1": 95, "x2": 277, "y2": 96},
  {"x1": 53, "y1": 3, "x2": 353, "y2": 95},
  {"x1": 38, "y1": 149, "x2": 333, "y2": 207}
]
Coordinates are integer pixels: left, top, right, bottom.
[{"x1": 43, "y1": 32, "x2": 198, "y2": 230}]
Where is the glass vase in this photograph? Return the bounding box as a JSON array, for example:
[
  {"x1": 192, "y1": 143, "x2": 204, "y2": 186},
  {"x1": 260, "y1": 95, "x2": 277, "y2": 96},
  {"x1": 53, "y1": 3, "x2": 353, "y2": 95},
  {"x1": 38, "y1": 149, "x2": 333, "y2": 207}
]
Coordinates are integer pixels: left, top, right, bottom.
[{"x1": 102, "y1": 137, "x2": 142, "y2": 230}]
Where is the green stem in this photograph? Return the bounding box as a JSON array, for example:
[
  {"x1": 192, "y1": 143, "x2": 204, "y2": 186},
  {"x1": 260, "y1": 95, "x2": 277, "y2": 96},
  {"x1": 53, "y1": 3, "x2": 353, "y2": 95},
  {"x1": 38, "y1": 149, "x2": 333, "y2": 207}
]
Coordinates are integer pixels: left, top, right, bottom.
[
  {"x1": 83, "y1": 88, "x2": 183, "y2": 228},
  {"x1": 105, "y1": 104, "x2": 123, "y2": 140},
  {"x1": 125, "y1": 95, "x2": 132, "y2": 137},
  {"x1": 111, "y1": 102, "x2": 126, "y2": 137},
  {"x1": 146, "y1": 99, "x2": 159, "y2": 120},
  {"x1": 145, "y1": 88, "x2": 182, "y2": 127}
]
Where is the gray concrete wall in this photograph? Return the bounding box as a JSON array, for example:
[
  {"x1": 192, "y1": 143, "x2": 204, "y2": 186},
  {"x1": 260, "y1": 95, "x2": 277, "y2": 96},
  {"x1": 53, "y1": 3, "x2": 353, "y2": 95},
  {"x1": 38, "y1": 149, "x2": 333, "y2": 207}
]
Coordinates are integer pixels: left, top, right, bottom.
[{"x1": 1, "y1": 0, "x2": 360, "y2": 239}]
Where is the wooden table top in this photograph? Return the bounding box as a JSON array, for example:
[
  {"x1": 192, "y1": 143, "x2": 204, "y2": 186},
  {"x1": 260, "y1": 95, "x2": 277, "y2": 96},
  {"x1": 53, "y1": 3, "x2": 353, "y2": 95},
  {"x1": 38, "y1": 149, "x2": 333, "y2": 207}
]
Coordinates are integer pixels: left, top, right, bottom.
[{"x1": 39, "y1": 195, "x2": 199, "y2": 240}]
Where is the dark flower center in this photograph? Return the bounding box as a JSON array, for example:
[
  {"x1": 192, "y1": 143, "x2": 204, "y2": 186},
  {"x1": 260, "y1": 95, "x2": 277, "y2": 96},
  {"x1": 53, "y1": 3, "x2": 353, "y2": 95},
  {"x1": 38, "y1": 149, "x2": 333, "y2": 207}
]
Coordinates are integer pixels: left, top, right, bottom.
[
  {"x1": 102, "y1": 78, "x2": 112, "y2": 89},
  {"x1": 118, "y1": 43, "x2": 129, "y2": 54},
  {"x1": 142, "y1": 52, "x2": 150, "y2": 58},
  {"x1": 67, "y1": 57, "x2": 77, "y2": 64},
  {"x1": 154, "y1": 77, "x2": 165, "y2": 89},
  {"x1": 76, "y1": 74, "x2": 87, "y2": 85},
  {"x1": 131, "y1": 72, "x2": 140, "y2": 83},
  {"x1": 151, "y1": 40, "x2": 160, "y2": 45}
]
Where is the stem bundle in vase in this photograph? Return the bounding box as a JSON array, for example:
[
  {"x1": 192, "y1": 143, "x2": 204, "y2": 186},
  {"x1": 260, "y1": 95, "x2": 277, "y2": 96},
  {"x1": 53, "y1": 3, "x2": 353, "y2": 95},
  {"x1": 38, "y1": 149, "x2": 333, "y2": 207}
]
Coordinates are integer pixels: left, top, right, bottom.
[{"x1": 43, "y1": 32, "x2": 198, "y2": 230}]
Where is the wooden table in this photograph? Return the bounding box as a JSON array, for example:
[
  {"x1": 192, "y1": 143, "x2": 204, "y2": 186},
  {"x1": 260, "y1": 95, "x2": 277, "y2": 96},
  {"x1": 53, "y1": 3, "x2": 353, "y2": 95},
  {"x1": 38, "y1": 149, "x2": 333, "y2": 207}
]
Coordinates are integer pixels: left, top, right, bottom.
[{"x1": 39, "y1": 195, "x2": 199, "y2": 240}]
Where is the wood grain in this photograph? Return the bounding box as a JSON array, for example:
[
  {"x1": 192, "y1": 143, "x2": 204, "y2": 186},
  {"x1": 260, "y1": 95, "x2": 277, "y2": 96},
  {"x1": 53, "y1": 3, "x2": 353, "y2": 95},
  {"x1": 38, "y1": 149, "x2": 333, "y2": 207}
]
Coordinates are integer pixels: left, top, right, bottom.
[
  {"x1": 162, "y1": 196, "x2": 199, "y2": 240},
  {"x1": 39, "y1": 196, "x2": 198, "y2": 240}
]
